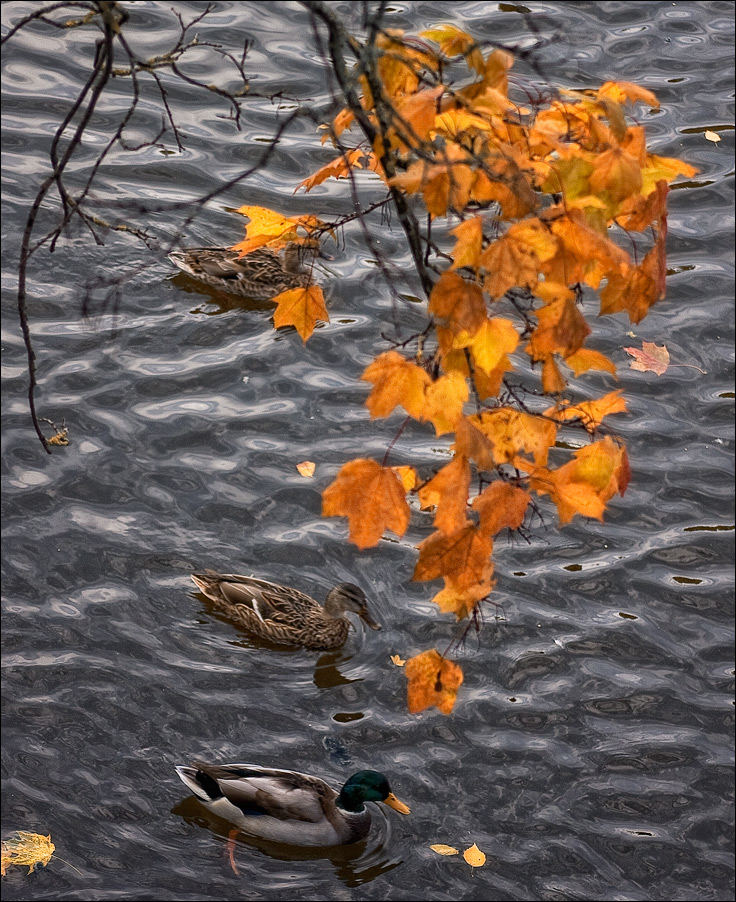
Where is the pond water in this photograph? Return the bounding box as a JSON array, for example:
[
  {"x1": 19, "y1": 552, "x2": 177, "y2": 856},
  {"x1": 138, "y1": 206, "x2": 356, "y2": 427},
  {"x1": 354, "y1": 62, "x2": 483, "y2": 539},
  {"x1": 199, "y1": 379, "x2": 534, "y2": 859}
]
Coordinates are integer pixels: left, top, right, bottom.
[{"x1": 1, "y1": 2, "x2": 733, "y2": 900}]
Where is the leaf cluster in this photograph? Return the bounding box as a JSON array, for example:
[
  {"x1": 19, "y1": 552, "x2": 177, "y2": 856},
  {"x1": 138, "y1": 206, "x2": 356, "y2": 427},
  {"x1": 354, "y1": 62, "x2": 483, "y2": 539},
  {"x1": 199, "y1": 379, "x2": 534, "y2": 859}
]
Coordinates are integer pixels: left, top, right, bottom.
[{"x1": 295, "y1": 16, "x2": 695, "y2": 713}]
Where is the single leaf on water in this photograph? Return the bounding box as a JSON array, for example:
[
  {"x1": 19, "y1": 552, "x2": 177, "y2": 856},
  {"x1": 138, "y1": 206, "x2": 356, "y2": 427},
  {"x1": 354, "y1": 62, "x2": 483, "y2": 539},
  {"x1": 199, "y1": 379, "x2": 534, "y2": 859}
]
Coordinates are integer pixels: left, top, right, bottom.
[
  {"x1": 704, "y1": 130, "x2": 720, "y2": 143},
  {"x1": 296, "y1": 460, "x2": 315, "y2": 478},
  {"x1": 390, "y1": 654, "x2": 406, "y2": 667},
  {"x1": 463, "y1": 843, "x2": 486, "y2": 867},
  {"x1": 624, "y1": 341, "x2": 670, "y2": 375},
  {"x1": 430, "y1": 843, "x2": 460, "y2": 855},
  {"x1": 1, "y1": 831, "x2": 55, "y2": 876}
]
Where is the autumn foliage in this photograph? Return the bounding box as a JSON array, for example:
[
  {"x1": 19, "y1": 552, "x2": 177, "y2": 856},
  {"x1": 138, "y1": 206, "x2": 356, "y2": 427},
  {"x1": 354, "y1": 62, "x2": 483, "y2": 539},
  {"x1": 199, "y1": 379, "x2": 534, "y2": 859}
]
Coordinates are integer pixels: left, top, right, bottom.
[{"x1": 240, "y1": 22, "x2": 695, "y2": 714}]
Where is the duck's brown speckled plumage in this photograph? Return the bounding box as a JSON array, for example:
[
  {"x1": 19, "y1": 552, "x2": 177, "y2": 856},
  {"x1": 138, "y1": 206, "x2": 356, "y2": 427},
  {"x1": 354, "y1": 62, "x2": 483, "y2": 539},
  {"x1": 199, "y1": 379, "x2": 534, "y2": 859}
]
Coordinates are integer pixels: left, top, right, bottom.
[
  {"x1": 190, "y1": 571, "x2": 381, "y2": 650},
  {"x1": 168, "y1": 241, "x2": 318, "y2": 299}
]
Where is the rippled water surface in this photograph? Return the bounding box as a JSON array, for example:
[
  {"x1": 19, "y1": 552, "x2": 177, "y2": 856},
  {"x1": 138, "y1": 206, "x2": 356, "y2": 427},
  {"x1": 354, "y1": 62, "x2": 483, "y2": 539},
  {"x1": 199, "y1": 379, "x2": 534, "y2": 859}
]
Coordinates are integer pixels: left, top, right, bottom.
[{"x1": 2, "y1": 2, "x2": 734, "y2": 900}]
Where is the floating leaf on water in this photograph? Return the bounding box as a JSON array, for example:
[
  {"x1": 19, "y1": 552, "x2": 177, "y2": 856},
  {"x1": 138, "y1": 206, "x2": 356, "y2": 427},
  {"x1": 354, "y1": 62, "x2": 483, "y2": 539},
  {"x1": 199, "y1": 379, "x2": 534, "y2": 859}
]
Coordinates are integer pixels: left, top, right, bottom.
[
  {"x1": 463, "y1": 842, "x2": 486, "y2": 867},
  {"x1": 1, "y1": 831, "x2": 55, "y2": 876},
  {"x1": 430, "y1": 843, "x2": 459, "y2": 855},
  {"x1": 296, "y1": 460, "x2": 316, "y2": 478}
]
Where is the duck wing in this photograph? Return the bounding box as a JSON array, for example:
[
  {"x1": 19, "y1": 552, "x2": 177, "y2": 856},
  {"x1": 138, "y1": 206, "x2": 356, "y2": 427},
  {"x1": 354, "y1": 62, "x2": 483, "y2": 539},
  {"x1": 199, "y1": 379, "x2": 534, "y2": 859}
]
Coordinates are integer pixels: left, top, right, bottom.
[
  {"x1": 215, "y1": 575, "x2": 321, "y2": 625},
  {"x1": 189, "y1": 762, "x2": 336, "y2": 823}
]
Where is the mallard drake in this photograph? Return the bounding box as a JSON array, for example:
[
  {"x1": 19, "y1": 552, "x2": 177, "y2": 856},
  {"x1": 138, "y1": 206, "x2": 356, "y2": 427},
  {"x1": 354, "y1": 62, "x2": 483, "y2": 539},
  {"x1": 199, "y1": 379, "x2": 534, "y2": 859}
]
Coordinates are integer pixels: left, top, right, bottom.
[
  {"x1": 175, "y1": 761, "x2": 410, "y2": 846},
  {"x1": 168, "y1": 241, "x2": 319, "y2": 299},
  {"x1": 190, "y1": 571, "x2": 381, "y2": 650}
]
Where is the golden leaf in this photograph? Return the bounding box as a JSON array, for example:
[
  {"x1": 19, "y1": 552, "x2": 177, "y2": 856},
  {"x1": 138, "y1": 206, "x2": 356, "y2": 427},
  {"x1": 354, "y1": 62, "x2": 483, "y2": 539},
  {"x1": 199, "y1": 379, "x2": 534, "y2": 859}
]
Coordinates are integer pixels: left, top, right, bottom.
[
  {"x1": 322, "y1": 458, "x2": 410, "y2": 549},
  {"x1": 430, "y1": 843, "x2": 460, "y2": 855},
  {"x1": 390, "y1": 654, "x2": 406, "y2": 667},
  {"x1": 296, "y1": 460, "x2": 315, "y2": 478},
  {"x1": 391, "y1": 465, "x2": 418, "y2": 492},
  {"x1": 463, "y1": 843, "x2": 486, "y2": 867},
  {"x1": 272, "y1": 284, "x2": 329, "y2": 342},
  {"x1": 405, "y1": 649, "x2": 464, "y2": 715},
  {"x1": 362, "y1": 350, "x2": 431, "y2": 420},
  {"x1": 1, "y1": 831, "x2": 55, "y2": 875}
]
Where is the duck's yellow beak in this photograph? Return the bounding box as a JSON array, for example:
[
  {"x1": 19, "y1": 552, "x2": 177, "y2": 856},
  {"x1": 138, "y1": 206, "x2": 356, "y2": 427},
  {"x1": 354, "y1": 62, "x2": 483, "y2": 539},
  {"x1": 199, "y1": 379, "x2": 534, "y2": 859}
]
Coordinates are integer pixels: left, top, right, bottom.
[{"x1": 383, "y1": 792, "x2": 411, "y2": 815}]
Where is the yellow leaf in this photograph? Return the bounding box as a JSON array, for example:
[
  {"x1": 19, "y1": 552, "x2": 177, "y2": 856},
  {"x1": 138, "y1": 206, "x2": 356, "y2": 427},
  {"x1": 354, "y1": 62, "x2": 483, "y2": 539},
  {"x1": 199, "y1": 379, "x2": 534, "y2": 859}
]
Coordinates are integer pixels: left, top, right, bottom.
[
  {"x1": 390, "y1": 654, "x2": 406, "y2": 667},
  {"x1": 405, "y1": 649, "x2": 464, "y2": 714},
  {"x1": 272, "y1": 284, "x2": 329, "y2": 342},
  {"x1": 322, "y1": 458, "x2": 410, "y2": 549},
  {"x1": 704, "y1": 130, "x2": 721, "y2": 143},
  {"x1": 296, "y1": 460, "x2": 315, "y2": 478},
  {"x1": 362, "y1": 350, "x2": 431, "y2": 420},
  {"x1": 422, "y1": 372, "x2": 469, "y2": 436},
  {"x1": 463, "y1": 843, "x2": 486, "y2": 867},
  {"x1": 391, "y1": 465, "x2": 418, "y2": 492},
  {"x1": 430, "y1": 843, "x2": 460, "y2": 855},
  {"x1": 1, "y1": 831, "x2": 55, "y2": 875}
]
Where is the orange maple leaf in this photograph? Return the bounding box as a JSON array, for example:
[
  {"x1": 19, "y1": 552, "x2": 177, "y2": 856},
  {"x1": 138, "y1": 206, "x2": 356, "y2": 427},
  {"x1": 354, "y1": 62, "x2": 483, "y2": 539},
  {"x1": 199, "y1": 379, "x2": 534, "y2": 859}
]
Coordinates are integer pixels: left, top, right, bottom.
[
  {"x1": 414, "y1": 523, "x2": 494, "y2": 618},
  {"x1": 599, "y1": 251, "x2": 663, "y2": 324},
  {"x1": 544, "y1": 208, "x2": 629, "y2": 290},
  {"x1": 361, "y1": 350, "x2": 430, "y2": 420},
  {"x1": 468, "y1": 316, "x2": 520, "y2": 375},
  {"x1": 421, "y1": 24, "x2": 484, "y2": 73},
  {"x1": 428, "y1": 271, "x2": 486, "y2": 337},
  {"x1": 405, "y1": 649, "x2": 464, "y2": 715},
  {"x1": 529, "y1": 294, "x2": 591, "y2": 361},
  {"x1": 471, "y1": 408, "x2": 557, "y2": 467},
  {"x1": 597, "y1": 81, "x2": 660, "y2": 110},
  {"x1": 546, "y1": 390, "x2": 627, "y2": 432},
  {"x1": 418, "y1": 455, "x2": 471, "y2": 535},
  {"x1": 272, "y1": 284, "x2": 329, "y2": 342},
  {"x1": 564, "y1": 347, "x2": 618, "y2": 377},
  {"x1": 529, "y1": 436, "x2": 630, "y2": 524},
  {"x1": 297, "y1": 148, "x2": 366, "y2": 193},
  {"x1": 481, "y1": 218, "x2": 557, "y2": 299},
  {"x1": 422, "y1": 371, "x2": 469, "y2": 435},
  {"x1": 452, "y1": 414, "x2": 496, "y2": 471},
  {"x1": 472, "y1": 481, "x2": 531, "y2": 536},
  {"x1": 232, "y1": 205, "x2": 324, "y2": 254},
  {"x1": 322, "y1": 458, "x2": 410, "y2": 548},
  {"x1": 449, "y1": 216, "x2": 483, "y2": 272},
  {"x1": 615, "y1": 180, "x2": 668, "y2": 232}
]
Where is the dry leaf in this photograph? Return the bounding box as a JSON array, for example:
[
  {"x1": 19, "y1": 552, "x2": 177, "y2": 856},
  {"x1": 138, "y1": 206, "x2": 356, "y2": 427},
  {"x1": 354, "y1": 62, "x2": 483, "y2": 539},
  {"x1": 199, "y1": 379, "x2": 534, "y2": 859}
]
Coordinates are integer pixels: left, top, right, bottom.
[
  {"x1": 1, "y1": 831, "x2": 55, "y2": 876},
  {"x1": 463, "y1": 843, "x2": 486, "y2": 867},
  {"x1": 624, "y1": 341, "x2": 670, "y2": 375},
  {"x1": 296, "y1": 460, "x2": 315, "y2": 478},
  {"x1": 431, "y1": 843, "x2": 460, "y2": 855},
  {"x1": 704, "y1": 130, "x2": 721, "y2": 143},
  {"x1": 390, "y1": 654, "x2": 406, "y2": 666}
]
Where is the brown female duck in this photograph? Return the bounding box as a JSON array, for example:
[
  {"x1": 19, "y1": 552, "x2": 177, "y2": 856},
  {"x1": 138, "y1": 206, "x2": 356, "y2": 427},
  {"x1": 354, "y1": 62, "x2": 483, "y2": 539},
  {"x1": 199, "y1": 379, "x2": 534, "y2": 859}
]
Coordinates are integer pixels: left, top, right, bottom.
[
  {"x1": 190, "y1": 571, "x2": 381, "y2": 650},
  {"x1": 168, "y1": 241, "x2": 319, "y2": 299}
]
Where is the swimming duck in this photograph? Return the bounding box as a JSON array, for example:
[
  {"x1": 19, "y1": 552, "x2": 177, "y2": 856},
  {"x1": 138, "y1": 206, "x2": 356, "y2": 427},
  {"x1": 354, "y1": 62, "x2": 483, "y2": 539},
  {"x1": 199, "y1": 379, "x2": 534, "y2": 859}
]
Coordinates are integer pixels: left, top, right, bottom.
[
  {"x1": 175, "y1": 761, "x2": 410, "y2": 846},
  {"x1": 190, "y1": 571, "x2": 381, "y2": 650},
  {"x1": 168, "y1": 241, "x2": 319, "y2": 299}
]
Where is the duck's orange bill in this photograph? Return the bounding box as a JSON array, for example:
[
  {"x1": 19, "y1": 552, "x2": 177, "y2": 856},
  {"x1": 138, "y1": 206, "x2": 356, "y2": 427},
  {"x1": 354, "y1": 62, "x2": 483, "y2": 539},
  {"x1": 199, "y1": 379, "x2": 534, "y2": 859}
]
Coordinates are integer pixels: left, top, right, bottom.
[{"x1": 383, "y1": 792, "x2": 411, "y2": 815}]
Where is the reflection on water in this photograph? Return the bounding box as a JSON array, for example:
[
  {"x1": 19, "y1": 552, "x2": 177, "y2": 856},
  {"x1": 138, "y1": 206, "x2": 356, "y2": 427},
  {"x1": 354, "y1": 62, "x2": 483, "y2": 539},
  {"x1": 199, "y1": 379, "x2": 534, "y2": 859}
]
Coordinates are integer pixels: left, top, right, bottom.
[{"x1": 172, "y1": 796, "x2": 403, "y2": 887}]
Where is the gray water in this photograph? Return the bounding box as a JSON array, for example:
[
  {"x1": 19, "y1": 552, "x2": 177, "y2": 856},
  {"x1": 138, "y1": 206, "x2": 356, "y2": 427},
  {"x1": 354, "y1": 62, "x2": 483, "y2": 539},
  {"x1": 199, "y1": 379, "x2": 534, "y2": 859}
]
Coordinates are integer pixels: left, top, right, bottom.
[{"x1": 2, "y1": 2, "x2": 734, "y2": 900}]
